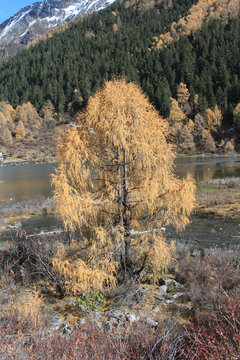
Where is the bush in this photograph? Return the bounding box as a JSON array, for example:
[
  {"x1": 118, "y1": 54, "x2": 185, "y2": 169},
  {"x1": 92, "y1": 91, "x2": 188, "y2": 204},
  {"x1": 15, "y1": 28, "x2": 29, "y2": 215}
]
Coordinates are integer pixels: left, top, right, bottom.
[
  {"x1": 182, "y1": 294, "x2": 240, "y2": 359},
  {"x1": 0, "y1": 231, "x2": 66, "y2": 296},
  {"x1": 175, "y1": 245, "x2": 240, "y2": 310},
  {"x1": 0, "y1": 320, "x2": 183, "y2": 360}
]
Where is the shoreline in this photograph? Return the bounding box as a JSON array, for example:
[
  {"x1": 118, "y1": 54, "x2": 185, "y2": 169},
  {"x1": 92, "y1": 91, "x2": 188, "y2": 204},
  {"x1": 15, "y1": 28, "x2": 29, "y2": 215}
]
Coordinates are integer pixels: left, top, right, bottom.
[
  {"x1": 1, "y1": 152, "x2": 239, "y2": 167},
  {"x1": 0, "y1": 158, "x2": 57, "y2": 167}
]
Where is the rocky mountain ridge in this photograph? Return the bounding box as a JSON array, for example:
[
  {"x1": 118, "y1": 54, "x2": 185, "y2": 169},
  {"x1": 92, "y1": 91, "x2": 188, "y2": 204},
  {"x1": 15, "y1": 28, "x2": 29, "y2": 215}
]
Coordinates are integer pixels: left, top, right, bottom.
[{"x1": 0, "y1": 0, "x2": 116, "y2": 60}]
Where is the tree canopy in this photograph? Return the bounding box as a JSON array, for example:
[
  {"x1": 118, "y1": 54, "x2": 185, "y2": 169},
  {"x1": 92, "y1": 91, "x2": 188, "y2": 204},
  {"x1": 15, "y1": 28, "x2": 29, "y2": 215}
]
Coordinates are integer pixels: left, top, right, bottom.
[{"x1": 52, "y1": 79, "x2": 195, "y2": 293}]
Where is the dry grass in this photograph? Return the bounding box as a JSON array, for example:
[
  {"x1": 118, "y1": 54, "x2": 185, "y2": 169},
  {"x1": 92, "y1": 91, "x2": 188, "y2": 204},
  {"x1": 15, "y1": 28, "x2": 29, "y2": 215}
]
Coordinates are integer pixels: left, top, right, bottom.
[
  {"x1": 10, "y1": 288, "x2": 44, "y2": 329},
  {"x1": 196, "y1": 181, "x2": 240, "y2": 219}
]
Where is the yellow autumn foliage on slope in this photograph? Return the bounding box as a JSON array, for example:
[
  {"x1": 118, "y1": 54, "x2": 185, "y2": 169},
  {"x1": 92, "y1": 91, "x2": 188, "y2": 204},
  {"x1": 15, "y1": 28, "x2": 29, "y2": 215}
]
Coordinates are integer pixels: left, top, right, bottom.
[{"x1": 154, "y1": 0, "x2": 240, "y2": 49}]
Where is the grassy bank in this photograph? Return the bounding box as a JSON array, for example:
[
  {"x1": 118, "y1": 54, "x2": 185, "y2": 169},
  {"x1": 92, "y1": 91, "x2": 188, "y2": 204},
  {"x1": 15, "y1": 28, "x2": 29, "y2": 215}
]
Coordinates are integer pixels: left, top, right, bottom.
[
  {"x1": 196, "y1": 178, "x2": 240, "y2": 219},
  {"x1": 0, "y1": 197, "x2": 55, "y2": 230}
]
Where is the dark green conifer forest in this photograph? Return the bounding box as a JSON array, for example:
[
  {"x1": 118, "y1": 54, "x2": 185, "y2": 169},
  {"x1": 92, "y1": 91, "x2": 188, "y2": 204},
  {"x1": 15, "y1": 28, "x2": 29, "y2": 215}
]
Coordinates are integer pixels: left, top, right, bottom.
[{"x1": 0, "y1": 0, "x2": 239, "y2": 127}]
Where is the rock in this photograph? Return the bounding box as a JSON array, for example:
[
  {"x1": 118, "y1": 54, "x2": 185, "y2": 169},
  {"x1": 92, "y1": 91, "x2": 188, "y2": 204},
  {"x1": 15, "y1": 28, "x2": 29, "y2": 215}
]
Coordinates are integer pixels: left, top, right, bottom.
[
  {"x1": 61, "y1": 323, "x2": 72, "y2": 335},
  {"x1": 146, "y1": 318, "x2": 158, "y2": 327},
  {"x1": 165, "y1": 279, "x2": 181, "y2": 292},
  {"x1": 157, "y1": 285, "x2": 167, "y2": 296},
  {"x1": 23, "y1": 335, "x2": 35, "y2": 347},
  {"x1": 161, "y1": 299, "x2": 174, "y2": 305},
  {"x1": 65, "y1": 297, "x2": 75, "y2": 306},
  {"x1": 165, "y1": 303, "x2": 195, "y2": 320},
  {"x1": 172, "y1": 293, "x2": 191, "y2": 303},
  {"x1": 105, "y1": 309, "x2": 125, "y2": 321},
  {"x1": 40, "y1": 286, "x2": 48, "y2": 294},
  {"x1": 80, "y1": 318, "x2": 86, "y2": 325},
  {"x1": 191, "y1": 248, "x2": 203, "y2": 257},
  {"x1": 126, "y1": 313, "x2": 139, "y2": 323},
  {"x1": 112, "y1": 321, "x2": 121, "y2": 331},
  {"x1": 103, "y1": 321, "x2": 112, "y2": 333},
  {"x1": 151, "y1": 307, "x2": 160, "y2": 314},
  {"x1": 92, "y1": 311, "x2": 101, "y2": 320},
  {"x1": 46, "y1": 314, "x2": 62, "y2": 331}
]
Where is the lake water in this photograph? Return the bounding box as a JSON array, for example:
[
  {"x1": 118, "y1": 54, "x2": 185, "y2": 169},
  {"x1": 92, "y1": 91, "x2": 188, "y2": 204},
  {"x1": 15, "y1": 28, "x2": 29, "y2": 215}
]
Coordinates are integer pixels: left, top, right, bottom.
[
  {"x1": 0, "y1": 163, "x2": 56, "y2": 204},
  {"x1": 1, "y1": 156, "x2": 240, "y2": 247},
  {"x1": 1, "y1": 156, "x2": 240, "y2": 205},
  {"x1": 175, "y1": 156, "x2": 240, "y2": 181}
]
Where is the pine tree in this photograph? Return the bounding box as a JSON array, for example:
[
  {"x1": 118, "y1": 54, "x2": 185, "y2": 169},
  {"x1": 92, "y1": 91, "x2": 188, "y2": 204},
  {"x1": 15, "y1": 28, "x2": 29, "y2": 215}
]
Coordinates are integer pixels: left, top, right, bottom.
[
  {"x1": 52, "y1": 79, "x2": 195, "y2": 293},
  {"x1": 177, "y1": 82, "x2": 190, "y2": 107},
  {"x1": 233, "y1": 103, "x2": 240, "y2": 132}
]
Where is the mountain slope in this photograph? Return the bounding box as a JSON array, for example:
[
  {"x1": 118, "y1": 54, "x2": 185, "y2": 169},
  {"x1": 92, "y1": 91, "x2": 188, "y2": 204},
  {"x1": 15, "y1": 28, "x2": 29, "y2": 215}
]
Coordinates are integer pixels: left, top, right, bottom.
[
  {"x1": 0, "y1": 0, "x2": 197, "y2": 112},
  {"x1": 0, "y1": 0, "x2": 239, "y2": 124},
  {"x1": 0, "y1": 0, "x2": 116, "y2": 60},
  {"x1": 153, "y1": 0, "x2": 239, "y2": 49}
]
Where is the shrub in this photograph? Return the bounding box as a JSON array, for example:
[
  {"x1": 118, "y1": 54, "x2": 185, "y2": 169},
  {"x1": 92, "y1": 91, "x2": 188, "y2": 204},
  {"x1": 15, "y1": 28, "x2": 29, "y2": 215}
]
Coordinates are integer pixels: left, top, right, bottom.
[
  {"x1": 182, "y1": 294, "x2": 240, "y2": 359},
  {"x1": 0, "y1": 320, "x2": 183, "y2": 360}
]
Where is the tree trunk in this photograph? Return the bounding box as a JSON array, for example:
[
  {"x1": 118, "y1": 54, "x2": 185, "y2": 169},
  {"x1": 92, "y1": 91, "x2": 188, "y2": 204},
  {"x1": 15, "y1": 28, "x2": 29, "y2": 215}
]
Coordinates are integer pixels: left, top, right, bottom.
[
  {"x1": 123, "y1": 149, "x2": 132, "y2": 279},
  {"x1": 117, "y1": 148, "x2": 124, "y2": 227}
]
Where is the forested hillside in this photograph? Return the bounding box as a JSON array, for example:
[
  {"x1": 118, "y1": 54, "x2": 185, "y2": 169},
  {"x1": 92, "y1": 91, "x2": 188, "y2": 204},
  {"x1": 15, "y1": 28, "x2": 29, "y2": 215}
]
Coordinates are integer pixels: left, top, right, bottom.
[
  {"x1": 0, "y1": 0, "x2": 202, "y2": 114},
  {"x1": 153, "y1": 0, "x2": 239, "y2": 49},
  {"x1": 0, "y1": 0, "x2": 240, "y2": 155}
]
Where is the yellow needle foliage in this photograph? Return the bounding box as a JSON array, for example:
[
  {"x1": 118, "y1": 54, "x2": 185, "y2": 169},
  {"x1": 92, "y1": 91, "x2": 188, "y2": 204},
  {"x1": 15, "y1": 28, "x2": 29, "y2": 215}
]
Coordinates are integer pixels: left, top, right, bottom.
[
  {"x1": 168, "y1": 98, "x2": 186, "y2": 124},
  {"x1": 205, "y1": 105, "x2": 222, "y2": 134},
  {"x1": 154, "y1": 0, "x2": 239, "y2": 49},
  {"x1": 52, "y1": 79, "x2": 195, "y2": 293},
  {"x1": 15, "y1": 120, "x2": 26, "y2": 140}
]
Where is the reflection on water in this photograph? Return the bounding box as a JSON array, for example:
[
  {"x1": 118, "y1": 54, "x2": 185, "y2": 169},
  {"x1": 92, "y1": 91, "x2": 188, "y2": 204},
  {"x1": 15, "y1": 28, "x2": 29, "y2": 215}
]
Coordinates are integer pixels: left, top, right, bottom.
[
  {"x1": 1, "y1": 156, "x2": 240, "y2": 248},
  {"x1": 0, "y1": 163, "x2": 57, "y2": 204},
  {"x1": 175, "y1": 156, "x2": 240, "y2": 181},
  {"x1": 0, "y1": 157, "x2": 240, "y2": 204}
]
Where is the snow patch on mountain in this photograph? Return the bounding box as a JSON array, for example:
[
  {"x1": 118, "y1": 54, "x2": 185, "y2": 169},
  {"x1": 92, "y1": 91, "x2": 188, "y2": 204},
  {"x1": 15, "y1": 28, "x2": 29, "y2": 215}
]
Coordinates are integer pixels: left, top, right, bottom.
[
  {"x1": 0, "y1": 0, "x2": 117, "y2": 46},
  {"x1": 0, "y1": 9, "x2": 32, "y2": 41}
]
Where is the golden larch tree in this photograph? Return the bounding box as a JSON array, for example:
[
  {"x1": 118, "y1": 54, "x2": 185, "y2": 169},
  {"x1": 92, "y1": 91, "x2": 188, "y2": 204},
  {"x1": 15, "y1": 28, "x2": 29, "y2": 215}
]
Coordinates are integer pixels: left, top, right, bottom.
[
  {"x1": 205, "y1": 105, "x2": 222, "y2": 134},
  {"x1": 15, "y1": 102, "x2": 41, "y2": 129},
  {"x1": 40, "y1": 100, "x2": 55, "y2": 124},
  {"x1": 200, "y1": 128, "x2": 216, "y2": 153},
  {"x1": 153, "y1": 0, "x2": 239, "y2": 49},
  {"x1": 1, "y1": 127, "x2": 13, "y2": 145},
  {"x1": 15, "y1": 120, "x2": 26, "y2": 140},
  {"x1": 0, "y1": 112, "x2": 7, "y2": 129},
  {"x1": 0, "y1": 102, "x2": 15, "y2": 131},
  {"x1": 52, "y1": 79, "x2": 195, "y2": 293},
  {"x1": 233, "y1": 103, "x2": 240, "y2": 119},
  {"x1": 179, "y1": 122, "x2": 196, "y2": 154},
  {"x1": 168, "y1": 98, "x2": 185, "y2": 124}
]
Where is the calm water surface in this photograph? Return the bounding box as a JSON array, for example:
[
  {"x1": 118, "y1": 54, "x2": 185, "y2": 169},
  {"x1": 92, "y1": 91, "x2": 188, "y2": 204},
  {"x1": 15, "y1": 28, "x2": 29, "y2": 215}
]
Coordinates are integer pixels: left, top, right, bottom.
[
  {"x1": 175, "y1": 156, "x2": 240, "y2": 181},
  {"x1": 1, "y1": 156, "x2": 240, "y2": 204},
  {"x1": 1, "y1": 156, "x2": 240, "y2": 247},
  {"x1": 0, "y1": 163, "x2": 57, "y2": 204}
]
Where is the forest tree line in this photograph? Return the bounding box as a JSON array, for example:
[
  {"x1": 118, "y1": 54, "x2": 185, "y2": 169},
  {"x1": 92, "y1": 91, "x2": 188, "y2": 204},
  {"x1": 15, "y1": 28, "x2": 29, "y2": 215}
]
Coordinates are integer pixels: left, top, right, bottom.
[{"x1": 0, "y1": 0, "x2": 239, "y2": 147}]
